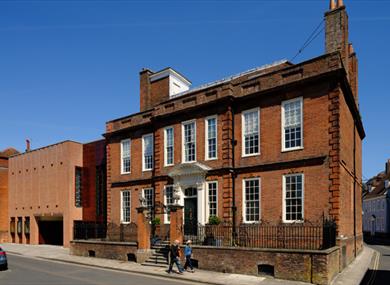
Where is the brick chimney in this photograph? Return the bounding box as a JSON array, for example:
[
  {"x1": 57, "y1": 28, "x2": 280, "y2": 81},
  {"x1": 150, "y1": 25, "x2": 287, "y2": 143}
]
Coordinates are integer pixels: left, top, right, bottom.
[
  {"x1": 139, "y1": 68, "x2": 191, "y2": 112},
  {"x1": 325, "y1": 0, "x2": 358, "y2": 103},
  {"x1": 140, "y1": 68, "x2": 153, "y2": 112},
  {"x1": 385, "y1": 159, "x2": 390, "y2": 175}
]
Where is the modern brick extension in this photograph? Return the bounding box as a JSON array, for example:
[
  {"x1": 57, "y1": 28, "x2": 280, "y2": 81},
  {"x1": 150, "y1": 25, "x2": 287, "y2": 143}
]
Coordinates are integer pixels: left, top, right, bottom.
[
  {"x1": 8, "y1": 140, "x2": 106, "y2": 247},
  {"x1": 0, "y1": 148, "x2": 19, "y2": 242}
]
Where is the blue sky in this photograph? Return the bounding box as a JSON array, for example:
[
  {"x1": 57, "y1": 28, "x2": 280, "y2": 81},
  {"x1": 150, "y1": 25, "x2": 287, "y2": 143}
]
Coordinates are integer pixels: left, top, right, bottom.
[{"x1": 1, "y1": 0, "x2": 389, "y2": 180}]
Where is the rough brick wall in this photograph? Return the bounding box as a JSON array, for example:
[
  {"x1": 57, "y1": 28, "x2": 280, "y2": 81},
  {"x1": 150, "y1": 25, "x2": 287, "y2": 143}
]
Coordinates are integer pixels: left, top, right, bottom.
[
  {"x1": 191, "y1": 246, "x2": 340, "y2": 285},
  {"x1": 107, "y1": 81, "x2": 341, "y2": 227},
  {"x1": 234, "y1": 165, "x2": 329, "y2": 225},
  {"x1": 0, "y1": 158, "x2": 8, "y2": 242},
  {"x1": 70, "y1": 240, "x2": 138, "y2": 261},
  {"x1": 82, "y1": 140, "x2": 106, "y2": 222},
  {"x1": 233, "y1": 83, "x2": 330, "y2": 169},
  {"x1": 8, "y1": 141, "x2": 83, "y2": 247}
]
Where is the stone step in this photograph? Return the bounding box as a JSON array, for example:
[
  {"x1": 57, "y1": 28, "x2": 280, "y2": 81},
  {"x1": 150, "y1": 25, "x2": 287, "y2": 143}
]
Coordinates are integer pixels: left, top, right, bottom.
[
  {"x1": 151, "y1": 245, "x2": 169, "y2": 250},
  {"x1": 141, "y1": 262, "x2": 168, "y2": 268},
  {"x1": 150, "y1": 252, "x2": 167, "y2": 257},
  {"x1": 146, "y1": 252, "x2": 168, "y2": 260}
]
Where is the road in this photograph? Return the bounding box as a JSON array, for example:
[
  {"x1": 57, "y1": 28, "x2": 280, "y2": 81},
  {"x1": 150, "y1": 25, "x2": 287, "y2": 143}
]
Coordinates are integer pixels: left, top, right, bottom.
[
  {"x1": 361, "y1": 244, "x2": 390, "y2": 285},
  {"x1": 0, "y1": 254, "x2": 200, "y2": 285}
]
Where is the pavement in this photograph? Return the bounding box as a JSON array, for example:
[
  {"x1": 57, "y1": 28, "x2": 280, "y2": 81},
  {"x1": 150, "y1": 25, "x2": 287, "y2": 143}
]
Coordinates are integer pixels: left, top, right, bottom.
[
  {"x1": 1, "y1": 243, "x2": 374, "y2": 285},
  {"x1": 360, "y1": 244, "x2": 390, "y2": 285}
]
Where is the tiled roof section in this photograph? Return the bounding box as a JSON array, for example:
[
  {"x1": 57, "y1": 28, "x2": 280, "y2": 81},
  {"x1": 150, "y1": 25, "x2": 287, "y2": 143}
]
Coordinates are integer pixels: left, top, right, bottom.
[
  {"x1": 363, "y1": 172, "x2": 390, "y2": 200},
  {"x1": 0, "y1": 147, "x2": 20, "y2": 158}
]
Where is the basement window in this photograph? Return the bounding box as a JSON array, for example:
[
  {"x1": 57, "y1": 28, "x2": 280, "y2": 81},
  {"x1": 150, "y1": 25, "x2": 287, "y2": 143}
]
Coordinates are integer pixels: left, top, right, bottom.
[{"x1": 258, "y1": 264, "x2": 274, "y2": 277}]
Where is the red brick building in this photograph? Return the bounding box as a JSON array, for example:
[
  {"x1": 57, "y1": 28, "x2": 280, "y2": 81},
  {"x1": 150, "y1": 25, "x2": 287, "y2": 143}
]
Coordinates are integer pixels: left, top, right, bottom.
[
  {"x1": 0, "y1": 148, "x2": 19, "y2": 243},
  {"x1": 8, "y1": 140, "x2": 106, "y2": 247},
  {"x1": 103, "y1": 0, "x2": 363, "y2": 279}
]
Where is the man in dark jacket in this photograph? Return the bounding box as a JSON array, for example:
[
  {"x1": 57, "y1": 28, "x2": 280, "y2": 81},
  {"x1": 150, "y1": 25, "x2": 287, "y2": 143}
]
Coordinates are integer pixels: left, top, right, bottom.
[{"x1": 167, "y1": 239, "x2": 184, "y2": 274}]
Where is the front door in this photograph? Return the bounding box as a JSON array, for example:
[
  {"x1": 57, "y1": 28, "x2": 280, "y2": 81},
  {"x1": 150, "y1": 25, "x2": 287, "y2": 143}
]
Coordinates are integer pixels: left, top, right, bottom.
[
  {"x1": 371, "y1": 216, "x2": 376, "y2": 236},
  {"x1": 184, "y1": 187, "x2": 198, "y2": 235}
]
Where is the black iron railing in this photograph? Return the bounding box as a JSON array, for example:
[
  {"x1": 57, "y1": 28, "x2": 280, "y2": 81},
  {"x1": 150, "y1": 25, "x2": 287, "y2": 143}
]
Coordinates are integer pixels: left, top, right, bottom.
[
  {"x1": 185, "y1": 219, "x2": 336, "y2": 250},
  {"x1": 73, "y1": 221, "x2": 107, "y2": 240}
]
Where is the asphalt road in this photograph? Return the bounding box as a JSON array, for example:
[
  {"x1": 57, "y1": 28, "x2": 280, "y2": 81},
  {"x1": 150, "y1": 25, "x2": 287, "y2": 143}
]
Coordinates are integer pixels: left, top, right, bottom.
[
  {"x1": 361, "y1": 244, "x2": 390, "y2": 285},
  {"x1": 0, "y1": 254, "x2": 200, "y2": 285}
]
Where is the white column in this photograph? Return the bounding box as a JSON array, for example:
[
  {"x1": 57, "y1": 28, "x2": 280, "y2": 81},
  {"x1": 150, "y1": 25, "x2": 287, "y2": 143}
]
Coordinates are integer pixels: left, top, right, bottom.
[{"x1": 196, "y1": 181, "x2": 206, "y2": 225}]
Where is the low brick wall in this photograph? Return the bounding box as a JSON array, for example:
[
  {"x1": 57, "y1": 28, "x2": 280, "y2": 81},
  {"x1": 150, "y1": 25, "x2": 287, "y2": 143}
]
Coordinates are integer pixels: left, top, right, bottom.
[
  {"x1": 0, "y1": 231, "x2": 8, "y2": 243},
  {"x1": 190, "y1": 246, "x2": 340, "y2": 285},
  {"x1": 337, "y1": 234, "x2": 363, "y2": 270},
  {"x1": 70, "y1": 240, "x2": 151, "y2": 263}
]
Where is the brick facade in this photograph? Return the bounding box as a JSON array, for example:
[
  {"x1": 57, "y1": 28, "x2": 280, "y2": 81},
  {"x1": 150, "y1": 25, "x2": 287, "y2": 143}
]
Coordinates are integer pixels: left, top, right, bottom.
[
  {"x1": 0, "y1": 148, "x2": 19, "y2": 242},
  {"x1": 8, "y1": 140, "x2": 106, "y2": 247},
  {"x1": 103, "y1": 0, "x2": 364, "y2": 280}
]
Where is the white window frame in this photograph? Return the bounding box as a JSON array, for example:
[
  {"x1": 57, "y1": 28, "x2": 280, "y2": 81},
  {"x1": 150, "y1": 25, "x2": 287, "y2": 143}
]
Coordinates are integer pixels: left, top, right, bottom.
[
  {"x1": 207, "y1": 181, "x2": 218, "y2": 220},
  {"x1": 164, "y1": 185, "x2": 174, "y2": 224},
  {"x1": 281, "y1": 97, "x2": 303, "y2": 152},
  {"x1": 120, "y1": 190, "x2": 131, "y2": 224},
  {"x1": 241, "y1": 108, "x2": 260, "y2": 157},
  {"x1": 142, "y1": 188, "x2": 154, "y2": 209},
  {"x1": 205, "y1": 115, "x2": 218, "y2": 160},
  {"x1": 282, "y1": 173, "x2": 304, "y2": 223},
  {"x1": 120, "y1": 139, "x2": 131, "y2": 174},
  {"x1": 142, "y1": 134, "x2": 154, "y2": 171},
  {"x1": 242, "y1": 178, "x2": 261, "y2": 223},
  {"x1": 164, "y1": 127, "x2": 174, "y2": 166},
  {"x1": 182, "y1": 120, "x2": 197, "y2": 163}
]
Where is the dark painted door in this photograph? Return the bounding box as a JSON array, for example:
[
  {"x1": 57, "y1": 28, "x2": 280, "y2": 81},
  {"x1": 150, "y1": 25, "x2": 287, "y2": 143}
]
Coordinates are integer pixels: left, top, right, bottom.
[
  {"x1": 184, "y1": 197, "x2": 197, "y2": 235},
  {"x1": 38, "y1": 221, "x2": 63, "y2": 245}
]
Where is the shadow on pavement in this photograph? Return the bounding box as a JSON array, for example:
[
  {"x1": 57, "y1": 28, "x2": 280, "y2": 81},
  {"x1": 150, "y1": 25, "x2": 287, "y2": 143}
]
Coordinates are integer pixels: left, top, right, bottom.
[
  {"x1": 364, "y1": 237, "x2": 390, "y2": 246},
  {"x1": 360, "y1": 269, "x2": 390, "y2": 285}
]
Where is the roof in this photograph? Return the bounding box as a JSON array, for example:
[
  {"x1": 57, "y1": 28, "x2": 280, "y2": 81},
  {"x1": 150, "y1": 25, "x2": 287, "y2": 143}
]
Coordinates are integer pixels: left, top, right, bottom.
[
  {"x1": 0, "y1": 147, "x2": 20, "y2": 158},
  {"x1": 363, "y1": 172, "x2": 390, "y2": 200},
  {"x1": 106, "y1": 59, "x2": 290, "y2": 124},
  {"x1": 170, "y1": 59, "x2": 289, "y2": 99},
  {"x1": 106, "y1": 52, "x2": 365, "y2": 140},
  {"x1": 9, "y1": 140, "x2": 82, "y2": 158}
]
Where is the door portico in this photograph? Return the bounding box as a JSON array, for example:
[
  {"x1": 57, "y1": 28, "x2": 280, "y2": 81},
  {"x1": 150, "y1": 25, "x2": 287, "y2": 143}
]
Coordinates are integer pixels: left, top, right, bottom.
[{"x1": 168, "y1": 162, "x2": 211, "y2": 226}]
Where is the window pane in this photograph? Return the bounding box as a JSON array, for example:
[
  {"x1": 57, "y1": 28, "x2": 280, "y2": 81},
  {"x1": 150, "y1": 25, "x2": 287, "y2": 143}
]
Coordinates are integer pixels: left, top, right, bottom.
[
  {"x1": 75, "y1": 167, "x2": 82, "y2": 207},
  {"x1": 184, "y1": 122, "x2": 196, "y2": 162},
  {"x1": 243, "y1": 110, "x2": 259, "y2": 155},
  {"x1": 165, "y1": 186, "x2": 174, "y2": 221},
  {"x1": 208, "y1": 182, "x2": 217, "y2": 217},
  {"x1": 121, "y1": 191, "x2": 131, "y2": 223},
  {"x1": 244, "y1": 179, "x2": 260, "y2": 222},
  {"x1": 284, "y1": 99, "x2": 302, "y2": 149},
  {"x1": 121, "y1": 140, "x2": 131, "y2": 173},
  {"x1": 143, "y1": 135, "x2": 153, "y2": 170},
  {"x1": 284, "y1": 174, "x2": 304, "y2": 221},
  {"x1": 207, "y1": 118, "x2": 217, "y2": 159},
  {"x1": 165, "y1": 128, "x2": 174, "y2": 165}
]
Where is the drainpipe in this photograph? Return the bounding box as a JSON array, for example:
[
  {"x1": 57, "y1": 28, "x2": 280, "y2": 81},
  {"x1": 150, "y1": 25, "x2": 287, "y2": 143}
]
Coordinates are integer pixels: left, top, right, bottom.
[
  {"x1": 353, "y1": 123, "x2": 357, "y2": 257},
  {"x1": 230, "y1": 98, "x2": 237, "y2": 244}
]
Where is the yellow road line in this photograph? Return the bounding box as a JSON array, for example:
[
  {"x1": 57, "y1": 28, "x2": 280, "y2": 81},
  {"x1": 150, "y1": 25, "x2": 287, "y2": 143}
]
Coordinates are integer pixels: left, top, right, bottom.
[{"x1": 367, "y1": 250, "x2": 380, "y2": 285}]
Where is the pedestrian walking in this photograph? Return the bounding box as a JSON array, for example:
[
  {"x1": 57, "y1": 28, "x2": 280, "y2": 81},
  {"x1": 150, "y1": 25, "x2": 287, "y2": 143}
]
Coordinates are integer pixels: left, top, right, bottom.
[
  {"x1": 167, "y1": 239, "x2": 184, "y2": 274},
  {"x1": 183, "y1": 240, "x2": 194, "y2": 272}
]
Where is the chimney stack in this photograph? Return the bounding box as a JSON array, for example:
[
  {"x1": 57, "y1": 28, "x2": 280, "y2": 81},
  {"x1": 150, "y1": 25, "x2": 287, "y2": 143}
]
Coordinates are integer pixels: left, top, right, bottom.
[
  {"x1": 139, "y1": 67, "x2": 191, "y2": 112},
  {"x1": 337, "y1": 0, "x2": 344, "y2": 8},
  {"x1": 330, "y1": 0, "x2": 336, "y2": 10},
  {"x1": 386, "y1": 159, "x2": 390, "y2": 175},
  {"x1": 26, "y1": 139, "x2": 31, "y2": 152}
]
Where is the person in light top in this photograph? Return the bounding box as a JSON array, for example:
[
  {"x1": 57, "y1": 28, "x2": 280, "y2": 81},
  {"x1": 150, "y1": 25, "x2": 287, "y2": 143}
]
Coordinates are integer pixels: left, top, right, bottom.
[{"x1": 183, "y1": 240, "x2": 194, "y2": 272}]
